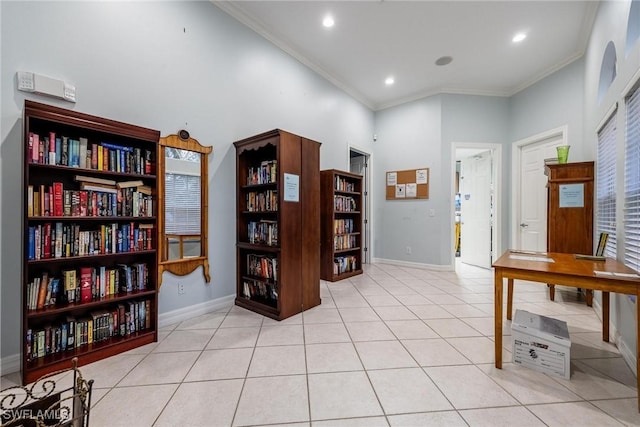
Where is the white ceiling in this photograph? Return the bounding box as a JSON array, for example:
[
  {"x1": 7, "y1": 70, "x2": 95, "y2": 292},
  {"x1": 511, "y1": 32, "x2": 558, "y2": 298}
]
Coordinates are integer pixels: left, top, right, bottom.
[{"x1": 214, "y1": 1, "x2": 599, "y2": 111}]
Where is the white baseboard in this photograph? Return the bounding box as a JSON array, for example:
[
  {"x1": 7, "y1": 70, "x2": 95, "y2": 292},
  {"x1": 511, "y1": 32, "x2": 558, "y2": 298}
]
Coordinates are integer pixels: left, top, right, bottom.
[
  {"x1": 617, "y1": 337, "x2": 637, "y2": 377},
  {"x1": 372, "y1": 258, "x2": 453, "y2": 271},
  {"x1": 592, "y1": 295, "x2": 636, "y2": 376},
  {"x1": 1, "y1": 294, "x2": 237, "y2": 377},
  {"x1": 1, "y1": 353, "x2": 21, "y2": 376},
  {"x1": 159, "y1": 294, "x2": 235, "y2": 328}
]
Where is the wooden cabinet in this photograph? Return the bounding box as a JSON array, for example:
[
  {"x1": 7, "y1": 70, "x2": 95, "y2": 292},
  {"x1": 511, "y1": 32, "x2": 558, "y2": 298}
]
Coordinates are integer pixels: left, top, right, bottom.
[
  {"x1": 234, "y1": 129, "x2": 321, "y2": 320},
  {"x1": 320, "y1": 170, "x2": 363, "y2": 281},
  {"x1": 545, "y1": 161, "x2": 594, "y2": 305},
  {"x1": 22, "y1": 100, "x2": 159, "y2": 384}
]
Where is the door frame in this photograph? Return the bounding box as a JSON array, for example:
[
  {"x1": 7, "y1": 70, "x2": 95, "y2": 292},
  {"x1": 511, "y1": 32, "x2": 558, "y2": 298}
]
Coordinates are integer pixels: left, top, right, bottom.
[
  {"x1": 511, "y1": 125, "x2": 567, "y2": 249},
  {"x1": 451, "y1": 142, "x2": 502, "y2": 268},
  {"x1": 348, "y1": 145, "x2": 372, "y2": 264}
]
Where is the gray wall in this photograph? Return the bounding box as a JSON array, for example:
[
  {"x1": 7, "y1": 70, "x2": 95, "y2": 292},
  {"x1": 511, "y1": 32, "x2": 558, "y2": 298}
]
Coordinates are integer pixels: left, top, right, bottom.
[
  {"x1": 508, "y1": 57, "x2": 585, "y2": 159},
  {"x1": 373, "y1": 94, "x2": 510, "y2": 267},
  {"x1": 373, "y1": 96, "x2": 443, "y2": 266},
  {"x1": 441, "y1": 94, "x2": 510, "y2": 261},
  {"x1": 1, "y1": 1, "x2": 374, "y2": 363}
]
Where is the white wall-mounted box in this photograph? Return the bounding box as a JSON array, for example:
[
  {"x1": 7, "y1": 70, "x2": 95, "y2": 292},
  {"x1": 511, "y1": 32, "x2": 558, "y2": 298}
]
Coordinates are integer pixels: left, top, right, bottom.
[
  {"x1": 512, "y1": 309, "x2": 571, "y2": 379},
  {"x1": 16, "y1": 71, "x2": 76, "y2": 102}
]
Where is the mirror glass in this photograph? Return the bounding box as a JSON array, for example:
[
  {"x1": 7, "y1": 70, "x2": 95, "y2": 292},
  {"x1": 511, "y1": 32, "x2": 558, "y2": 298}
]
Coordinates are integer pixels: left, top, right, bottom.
[
  {"x1": 158, "y1": 133, "x2": 212, "y2": 286},
  {"x1": 164, "y1": 148, "x2": 202, "y2": 260}
]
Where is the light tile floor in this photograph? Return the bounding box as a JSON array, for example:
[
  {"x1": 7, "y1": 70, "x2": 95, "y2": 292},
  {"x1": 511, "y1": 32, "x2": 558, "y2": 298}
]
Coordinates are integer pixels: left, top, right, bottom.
[{"x1": 3, "y1": 262, "x2": 639, "y2": 426}]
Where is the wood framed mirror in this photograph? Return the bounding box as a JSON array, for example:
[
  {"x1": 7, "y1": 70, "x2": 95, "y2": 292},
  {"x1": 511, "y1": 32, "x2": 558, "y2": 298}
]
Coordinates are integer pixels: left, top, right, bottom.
[{"x1": 157, "y1": 131, "x2": 212, "y2": 286}]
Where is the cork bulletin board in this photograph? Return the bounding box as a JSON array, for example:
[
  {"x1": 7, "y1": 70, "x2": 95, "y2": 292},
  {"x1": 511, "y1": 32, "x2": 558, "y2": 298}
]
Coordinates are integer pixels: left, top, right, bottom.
[{"x1": 386, "y1": 168, "x2": 429, "y2": 200}]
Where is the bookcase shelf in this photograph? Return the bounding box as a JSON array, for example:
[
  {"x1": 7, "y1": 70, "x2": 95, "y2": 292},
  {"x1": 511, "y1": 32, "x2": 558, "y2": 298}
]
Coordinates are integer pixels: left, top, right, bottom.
[
  {"x1": 21, "y1": 100, "x2": 160, "y2": 384},
  {"x1": 234, "y1": 129, "x2": 321, "y2": 320},
  {"x1": 320, "y1": 169, "x2": 364, "y2": 281},
  {"x1": 29, "y1": 162, "x2": 157, "y2": 179},
  {"x1": 25, "y1": 330, "x2": 155, "y2": 381},
  {"x1": 27, "y1": 289, "x2": 157, "y2": 319}
]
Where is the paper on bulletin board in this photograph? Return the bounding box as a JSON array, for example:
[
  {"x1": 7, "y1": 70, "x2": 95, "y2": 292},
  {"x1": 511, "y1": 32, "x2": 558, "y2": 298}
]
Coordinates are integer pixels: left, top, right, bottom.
[
  {"x1": 406, "y1": 183, "x2": 417, "y2": 198},
  {"x1": 283, "y1": 173, "x2": 299, "y2": 202},
  {"x1": 387, "y1": 172, "x2": 397, "y2": 186},
  {"x1": 559, "y1": 183, "x2": 584, "y2": 208},
  {"x1": 416, "y1": 169, "x2": 428, "y2": 184},
  {"x1": 395, "y1": 184, "x2": 406, "y2": 198}
]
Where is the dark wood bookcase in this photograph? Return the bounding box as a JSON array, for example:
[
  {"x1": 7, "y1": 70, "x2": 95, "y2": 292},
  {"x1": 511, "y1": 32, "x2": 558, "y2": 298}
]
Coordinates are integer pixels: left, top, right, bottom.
[
  {"x1": 21, "y1": 100, "x2": 159, "y2": 384},
  {"x1": 234, "y1": 129, "x2": 321, "y2": 320},
  {"x1": 545, "y1": 161, "x2": 595, "y2": 305},
  {"x1": 320, "y1": 169, "x2": 364, "y2": 281}
]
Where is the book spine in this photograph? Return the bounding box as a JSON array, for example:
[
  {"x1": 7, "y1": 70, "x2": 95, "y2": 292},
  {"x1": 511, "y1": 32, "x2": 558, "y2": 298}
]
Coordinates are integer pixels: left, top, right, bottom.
[
  {"x1": 55, "y1": 137, "x2": 62, "y2": 165},
  {"x1": 48, "y1": 132, "x2": 56, "y2": 165},
  {"x1": 97, "y1": 146, "x2": 103, "y2": 171},
  {"x1": 27, "y1": 226, "x2": 35, "y2": 260},
  {"x1": 91, "y1": 143, "x2": 98, "y2": 169},
  {"x1": 61, "y1": 136, "x2": 68, "y2": 166},
  {"x1": 37, "y1": 134, "x2": 43, "y2": 164},
  {"x1": 27, "y1": 185, "x2": 34, "y2": 217},
  {"x1": 36, "y1": 274, "x2": 48, "y2": 309},
  {"x1": 43, "y1": 222, "x2": 51, "y2": 259},
  {"x1": 53, "y1": 182, "x2": 63, "y2": 217},
  {"x1": 79, "y1": 137, "x2": 88, "y2": 169}
]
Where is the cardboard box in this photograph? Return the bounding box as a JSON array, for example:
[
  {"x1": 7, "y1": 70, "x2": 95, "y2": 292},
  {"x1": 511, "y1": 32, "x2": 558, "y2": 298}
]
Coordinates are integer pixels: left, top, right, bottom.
[{"x1": 512, "y1": 309, "x2": 571, "y2": 379}]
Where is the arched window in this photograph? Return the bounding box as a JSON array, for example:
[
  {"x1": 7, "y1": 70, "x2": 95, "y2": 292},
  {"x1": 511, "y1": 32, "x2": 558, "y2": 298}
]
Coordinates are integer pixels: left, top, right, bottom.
[
  {"x1": 598, "y1": 41, "x2": 617, "y2": 104},
  {"x1": 626, "y1": 0, "x2": 640, "y2": 55}
]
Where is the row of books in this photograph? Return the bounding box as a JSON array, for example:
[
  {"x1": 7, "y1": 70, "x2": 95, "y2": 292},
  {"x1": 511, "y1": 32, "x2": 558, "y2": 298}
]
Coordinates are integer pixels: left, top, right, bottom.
[
  {"x1": 333, "y1": 255, "x2": 358, "y2": 275},
  {"x1": 248, "y1": 220, "x2": 278, "y2": 246},
  {"x1": 25, "y1": 299, "x2": 151, "y2": 361},
  {"x1": 334, "y1": 195, "x2": 357, "y2": 212},
  {"x1": 246, "y1": 190, "x2": 278, "y2": 212},
  {"x1": 27, "y1": 222, "x2": 153, "y2": 261},
  {"x1": 247, "y1": 160, "x2": 277, "y2": 185},
  {"x1": 28, "y1": 179, "x2": 153, "y2": 218},
  {"x1": 334, "y1": 176, "x2": 357, "y2": 193},
  {"x1": 26, "y1": 263, "x2": 149, "y2": 310},
  {"x1": 28, "y1": 132, "x2": 153, "y2": 175},
  {"x1": 246, "y1": 253, "x2": 278, "y2": 281},
  {"x1": 334, "y1": 219, "x2": 356, "y2": 235},
  {"x1": 334, "y1": 234, "x2": 358, "y2": 250},
  {"x1": 242, "y1": 279, "x2": 278, "y2": 303}
]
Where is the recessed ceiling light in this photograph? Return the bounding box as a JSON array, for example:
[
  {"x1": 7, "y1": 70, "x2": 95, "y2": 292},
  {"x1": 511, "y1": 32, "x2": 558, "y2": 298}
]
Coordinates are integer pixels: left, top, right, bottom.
[
  {"x1": 322, "y1": 15, "x2": 335, "y2": 28},
  {"x1": 435, "y1": 56, "x2": 453, "y2": 66},
  {"x1": 385, "y1": 77, "x2": 395, "y2": 85},
  {"x1": 512, "y1": 32, "x2": 527, "y2": 43}
]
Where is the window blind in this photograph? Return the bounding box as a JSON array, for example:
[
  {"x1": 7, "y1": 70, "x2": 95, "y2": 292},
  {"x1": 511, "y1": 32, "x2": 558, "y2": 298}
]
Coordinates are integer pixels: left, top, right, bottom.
[
  {"x1": 164, "y1": 173, "x2": 201, "y2": 235},
  {"x1": 625, "y1": 86, "x2": 640, "y2": 271},
  {"x1": 596, "y1": 111, "x2": 617, "y2": 258}
]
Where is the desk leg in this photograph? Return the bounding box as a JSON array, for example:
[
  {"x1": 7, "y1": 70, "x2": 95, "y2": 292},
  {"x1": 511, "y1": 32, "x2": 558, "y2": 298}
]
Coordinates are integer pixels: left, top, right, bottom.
[
  {"x1": 602, "y1": 291, "x2": 610, "y2": 342},
  {"x1": 507, "y1": 279, "x2": 514, "y2": 321},
  {"x1": 494, "y1": 268, "x2": 503, "y2": 369}
]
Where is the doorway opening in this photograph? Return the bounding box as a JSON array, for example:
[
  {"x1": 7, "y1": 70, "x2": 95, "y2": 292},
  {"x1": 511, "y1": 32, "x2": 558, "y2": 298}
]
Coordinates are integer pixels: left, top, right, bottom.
[
  {"x1": 452, "y1": 143, "x2": 502, "y2": 270},
  {"x1": 349, "y1": 148, "x2": 371, "y2": 264}
]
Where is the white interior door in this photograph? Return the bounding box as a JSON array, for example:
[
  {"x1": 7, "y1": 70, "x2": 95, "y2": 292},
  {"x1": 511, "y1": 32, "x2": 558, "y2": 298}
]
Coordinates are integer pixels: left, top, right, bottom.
[
  {"x1": 350, "y1": 152, "x2": 369, "y2": 264},
  {"x1": 518, "y1": 138, "x2": 564, "y2": 251},
  {"x1": 460, "y1": 151, "x2": 492, "y2": 268}
]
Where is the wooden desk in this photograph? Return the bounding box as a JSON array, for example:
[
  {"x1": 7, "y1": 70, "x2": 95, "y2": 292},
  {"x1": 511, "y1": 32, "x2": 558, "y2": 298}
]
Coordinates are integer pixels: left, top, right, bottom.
[{"x1": 493, "y1": 250, "x2": 640, "y2": 410}]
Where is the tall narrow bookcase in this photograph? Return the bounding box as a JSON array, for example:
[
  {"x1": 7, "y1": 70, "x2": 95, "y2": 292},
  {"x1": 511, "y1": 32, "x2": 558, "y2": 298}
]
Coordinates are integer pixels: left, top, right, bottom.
[
  {"x1": 234, "y1": 129, "x2": 321, "y2": 320},
  {"x1": 21, "y1": 100, "x2": 159, "y2": 384},
  {"x1": 320, "y1": 170, "x2": 364, "y2": 281}
]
